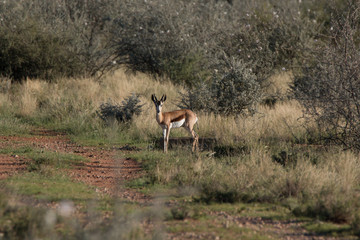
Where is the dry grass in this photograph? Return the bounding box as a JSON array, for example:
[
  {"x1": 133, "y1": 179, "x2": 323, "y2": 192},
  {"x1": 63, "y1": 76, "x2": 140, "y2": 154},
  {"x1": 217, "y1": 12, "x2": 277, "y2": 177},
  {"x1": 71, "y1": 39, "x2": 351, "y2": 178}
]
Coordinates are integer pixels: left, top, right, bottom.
[
  {"x1": 12, "y1": 69, "x2": 180, "y2": 112},
  {"x1": 264, "y1": 71, "x2": 293, "y2": 98},
  {"x1": 15, "y1": 80, "x2": 46, "y2": 116},
  {"x1": 195, "y1": 100, "x2": 307, "y2": 145},
  {"x1": 5, "y1": 69, "x2": 312, "y2": 144},
  {"x1": 141, "y1": 141, "x2": 360, "y2": 223}
]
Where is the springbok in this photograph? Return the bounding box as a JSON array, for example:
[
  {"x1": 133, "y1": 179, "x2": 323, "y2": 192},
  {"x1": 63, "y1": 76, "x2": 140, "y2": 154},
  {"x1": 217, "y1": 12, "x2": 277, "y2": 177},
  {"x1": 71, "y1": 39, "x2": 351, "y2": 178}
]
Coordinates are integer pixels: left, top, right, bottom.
[{"x1": 151, "y1": 94, "x2": 199, "y2": 153}]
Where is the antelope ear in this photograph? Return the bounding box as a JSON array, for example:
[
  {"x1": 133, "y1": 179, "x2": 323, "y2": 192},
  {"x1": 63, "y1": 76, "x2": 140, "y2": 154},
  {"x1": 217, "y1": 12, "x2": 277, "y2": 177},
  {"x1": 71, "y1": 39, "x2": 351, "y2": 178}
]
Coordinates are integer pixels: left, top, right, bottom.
[{"x1": 162, "y1": 94, "x2": 167, "y2": 102}]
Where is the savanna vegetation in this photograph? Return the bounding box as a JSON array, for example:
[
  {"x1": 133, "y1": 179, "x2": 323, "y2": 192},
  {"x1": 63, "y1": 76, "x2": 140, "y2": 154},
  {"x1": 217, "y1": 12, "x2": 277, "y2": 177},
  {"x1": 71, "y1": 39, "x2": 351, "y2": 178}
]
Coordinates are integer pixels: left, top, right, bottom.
[{"x1": 1, "y1": 0, "x2": 360, "y2": 239}]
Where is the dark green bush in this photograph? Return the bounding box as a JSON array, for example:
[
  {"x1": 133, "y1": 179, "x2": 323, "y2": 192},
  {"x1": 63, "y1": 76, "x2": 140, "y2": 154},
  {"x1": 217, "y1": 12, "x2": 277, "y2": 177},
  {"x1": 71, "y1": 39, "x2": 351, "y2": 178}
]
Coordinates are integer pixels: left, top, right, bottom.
[
  {"x1": 98, "y1": 94, "x2": 143, "y2": 125},
  {"x1": 179, "y1": 55, "x2": 261, "y2": 115},
  {"x1": 0, "y1": 21, "x2": 80, "y2": 81},
  {"x1": 199, "y1": 183, "x2": 241, "y2": 204},
  {"x1": 214, "y1": 144, "x2": 248, "y2": 158},
  {"x1": 0, "y1": 0, "x2": 118, "y2": 81},
  {"x1": 293, "y1": 194, "x2": 357, "y2": 223}
]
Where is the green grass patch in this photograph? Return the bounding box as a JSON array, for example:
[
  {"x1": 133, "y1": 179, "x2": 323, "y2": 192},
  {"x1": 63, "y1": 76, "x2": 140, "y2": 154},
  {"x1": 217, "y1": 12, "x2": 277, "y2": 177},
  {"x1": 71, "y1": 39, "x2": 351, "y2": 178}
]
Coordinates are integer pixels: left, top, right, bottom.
[
  {"x1": 0, "y1": 112, "x2": 34, "y2": 136},
  {"x1": 0, "y1": 146, "x2": 87, "y2": 171},
  {"x1": 126, "y1": 177, "x2": 153, "y2": 189},
  {"x1": 304, "y1": 221, "x2": 353, "y2": 238},
  {"x1": 4, "y1": 172, "x2": 95, "y2": 202},
  {"x1": 0, "y1": 146, "x2": 93, "y2": 202},
  {"x1": 69, "y1": 129, "x2": 128, "y2": 147},
  {"x1": 37, "y1": 116, "x2": 142, "y2": 148},
  {"x1": 0, "y1": 146, "x2": 34, "y2": 155},
  {"x1": 203, "y1": 202, "x2": 292, "y2": 221},
  {"x1": 166, "y1": 216, "x2": 272, "y2": 240}
]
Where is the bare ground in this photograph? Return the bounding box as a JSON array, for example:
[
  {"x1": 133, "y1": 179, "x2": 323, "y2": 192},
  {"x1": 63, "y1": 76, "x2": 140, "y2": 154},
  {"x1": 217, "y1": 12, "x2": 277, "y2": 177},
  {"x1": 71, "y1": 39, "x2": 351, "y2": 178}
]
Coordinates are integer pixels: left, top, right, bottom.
[{"x1": 0, "y1": 130, "x2": 353, "y2": 239}]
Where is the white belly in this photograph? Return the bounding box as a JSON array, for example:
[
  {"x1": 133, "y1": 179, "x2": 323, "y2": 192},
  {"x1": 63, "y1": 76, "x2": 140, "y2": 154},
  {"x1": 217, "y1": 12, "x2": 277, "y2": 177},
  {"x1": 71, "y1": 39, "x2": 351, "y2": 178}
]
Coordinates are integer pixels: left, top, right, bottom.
[{"x1": 170, "y1": 118, "x2": 185, "y2": 128}]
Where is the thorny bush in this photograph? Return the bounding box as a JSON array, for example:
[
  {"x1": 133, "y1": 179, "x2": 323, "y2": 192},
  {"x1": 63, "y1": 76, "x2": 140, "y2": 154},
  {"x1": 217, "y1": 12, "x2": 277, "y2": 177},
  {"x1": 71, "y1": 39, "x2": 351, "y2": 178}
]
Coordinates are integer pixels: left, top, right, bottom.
[
  {"x1": 292, "y1": 2, "x2": 360, "y2": 150},
  {"x1": 98, "y1": 94, "x2": 143, "y2": 125},
  {"x1": 179, "y1": 54, "x2": 261, "y2": 115}
]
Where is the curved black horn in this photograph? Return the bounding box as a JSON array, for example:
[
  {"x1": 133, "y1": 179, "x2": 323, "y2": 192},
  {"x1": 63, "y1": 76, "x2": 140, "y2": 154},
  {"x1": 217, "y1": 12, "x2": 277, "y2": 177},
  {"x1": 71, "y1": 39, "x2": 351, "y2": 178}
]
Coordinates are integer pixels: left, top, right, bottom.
[
  {"x1": 161, "y1": 94, "x2": 167, "y2": 102},
  {"x1": 151, "y1": 94, "x2": 157, "y2": 102}
]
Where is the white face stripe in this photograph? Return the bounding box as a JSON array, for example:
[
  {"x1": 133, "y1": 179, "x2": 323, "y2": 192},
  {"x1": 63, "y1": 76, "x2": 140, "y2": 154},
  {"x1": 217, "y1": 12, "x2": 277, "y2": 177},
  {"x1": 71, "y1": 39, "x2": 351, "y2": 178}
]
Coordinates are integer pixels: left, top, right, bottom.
[
  {"x1": 155, "y1": 102, "x2": 163, "y2": 113},
  {"x1": 169, "y1": 118, "x2": 185, "y2": 128}
]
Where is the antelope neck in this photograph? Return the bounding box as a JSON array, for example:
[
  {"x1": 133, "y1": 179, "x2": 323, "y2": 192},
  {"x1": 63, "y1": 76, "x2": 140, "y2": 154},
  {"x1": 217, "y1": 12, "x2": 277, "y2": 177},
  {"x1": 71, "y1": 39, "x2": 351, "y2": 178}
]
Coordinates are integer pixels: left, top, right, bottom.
[{"x1": 156, "y1": 112, "x2": 164, "y2": 124}]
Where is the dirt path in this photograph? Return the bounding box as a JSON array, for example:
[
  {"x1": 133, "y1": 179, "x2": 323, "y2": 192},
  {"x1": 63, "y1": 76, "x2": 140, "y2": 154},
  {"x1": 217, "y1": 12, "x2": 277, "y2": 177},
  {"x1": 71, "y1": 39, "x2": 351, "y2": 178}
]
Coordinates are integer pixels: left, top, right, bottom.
[{"x1": 0, "y1": 129, "x2": 148, "y2": 202}]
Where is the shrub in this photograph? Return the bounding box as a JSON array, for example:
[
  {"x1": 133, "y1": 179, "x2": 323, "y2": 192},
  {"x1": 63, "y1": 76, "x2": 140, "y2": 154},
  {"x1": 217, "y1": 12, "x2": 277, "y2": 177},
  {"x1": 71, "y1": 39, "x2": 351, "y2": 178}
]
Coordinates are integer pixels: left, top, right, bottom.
[
  {"x1": 351, "y1": 213, "x2": 360, "y2": 237},
  {"x1": 211, "y1": 56, "x2": 261, "y2": 115},
  {"x1": 112, "y1": 0, "x2": 214, "y2": 87},
  {"x1": 0, "y1": 20, "x2": 79, "y2": 81},
  {"x1": 292, "y1": 2, "x2": 360, "y2": 150},
  {"x1": 218, "y1": 1, "x2": 318, "y2": 84},
  {"x1": 0, "y1": 0, "x2": 119, "y2": 81},
  {"x1": 178, "y1": 81, "x2": 215, "y2": 113},
  {"x1": 0, "y1": 0, "x2": 322, "y2": 85},
  {"x1": 179, "y1": 55, "x2": 261, "y2": 115},
  {"x1": 0, "y1": 191, "x2": 47, "y2": 240},
  {"x1": 113, "y1": 0, "x2": 316, "y2": 88},
  {"x1": 293, "y1": 193, "x2": 357, "y2": 223},
  {"x1": 98, "y1": 94, "x2": 143, "y2": 125}
]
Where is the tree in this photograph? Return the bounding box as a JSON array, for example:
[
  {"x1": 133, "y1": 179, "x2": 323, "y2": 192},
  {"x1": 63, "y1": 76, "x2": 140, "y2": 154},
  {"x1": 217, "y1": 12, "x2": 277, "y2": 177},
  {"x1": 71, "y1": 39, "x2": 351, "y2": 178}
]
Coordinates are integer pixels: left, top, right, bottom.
[{"x1": 292, "y1": 3, "x2": 360, "y2": 150}]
